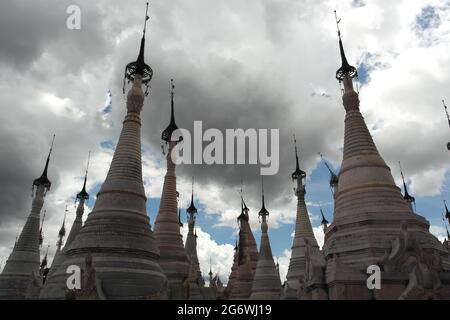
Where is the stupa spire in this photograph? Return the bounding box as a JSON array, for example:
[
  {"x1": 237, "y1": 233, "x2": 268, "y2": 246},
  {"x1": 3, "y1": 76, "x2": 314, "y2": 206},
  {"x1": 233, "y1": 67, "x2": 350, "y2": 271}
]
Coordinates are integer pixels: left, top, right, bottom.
[
  {"x1": 40, "y1": 244, "x2": 50, "y2": 272},
  {"x1": 292, "y1": 135, "x2": 306, "y2": 182},
  {"x1": 41, "y1": 154, "x2": 93, "y2": 294},
  {"x1": 250, "y1": 183, "x2": 281, "y2": 300},
  {"x1": 0, "y1": 136, "x2": 55, "y2": 299},
  {"x1": 318, "y1": 12, "x2": 447, "y2": 300},
  {"x1": 208, "y1": 258, "x2": 214, "y2": 286},
  {"x1": 320, "y1": 208, "x2": 329, "y2": 231},
  {"x1": 444, "y1": 200, "x2": 450, "y2": 226},
  {"x1": 230, "y1": 189, "x2": 259, "y2": 299},
  {"x1": 319, "y1": 153, "x2": 339, "y2": 197},
  {"x1": 284, "y1": 137, "x2": 319, "y2": 299},
  {"x1": 443, "y1": 100, "x2": 450, "y2": 151},
  {"x1": 184, "y1": 177, "x2": 203, "y2": 288},
  {"x1": 399, "y1": 162, "x2": 416, "y2": 212},
  {"x1": 153, "y1": 78, "x2": 189, "y2": 290},
  {"x1": 123, "y1": 2, "x2": 152, "y2": 95},
  {"x1": 40, "y1": 5, "x2": 168, "y2": 299},
  {"x1": 334, "y1": 10, "x2": 358, "y2": 83},
  {"x1": 161, "y1": 79, "x2": 181, "y2": 143},
  {"x1": 56, "y1": 206, "x2": 68, "y2": 250},
  {"x1": 75, "y1": 151, "x2": 90, "y2": 206},
  {"x1": 65, "y1": 152, "x2": 90, "y2": 248}
]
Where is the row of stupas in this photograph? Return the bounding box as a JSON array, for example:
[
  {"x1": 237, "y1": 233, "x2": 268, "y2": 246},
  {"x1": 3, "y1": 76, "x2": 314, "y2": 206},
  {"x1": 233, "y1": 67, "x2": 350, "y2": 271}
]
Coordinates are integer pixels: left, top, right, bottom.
[{"x1": 1, "y1": 6, "x2": 450, "y2": 300}]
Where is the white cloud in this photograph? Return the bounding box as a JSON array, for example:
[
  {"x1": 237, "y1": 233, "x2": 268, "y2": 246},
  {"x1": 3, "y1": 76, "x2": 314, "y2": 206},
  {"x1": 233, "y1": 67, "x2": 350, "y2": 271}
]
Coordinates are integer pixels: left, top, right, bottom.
[
  {"x1": 181, "y1": 225, "x2": 234, "y2": 284},
  {"x1": 430, "y1": 225, "x2": 447, "y2": 243},
  {"x1": 274, "y1": 249, "x2": 291, "y2": 283}
]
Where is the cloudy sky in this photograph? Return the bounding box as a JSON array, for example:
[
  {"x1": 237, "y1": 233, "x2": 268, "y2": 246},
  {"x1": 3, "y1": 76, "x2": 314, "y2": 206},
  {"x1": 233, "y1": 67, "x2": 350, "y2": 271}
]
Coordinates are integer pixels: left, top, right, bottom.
[{"x1": 0, "y1": 0, "x2": 450, "y2": 284}]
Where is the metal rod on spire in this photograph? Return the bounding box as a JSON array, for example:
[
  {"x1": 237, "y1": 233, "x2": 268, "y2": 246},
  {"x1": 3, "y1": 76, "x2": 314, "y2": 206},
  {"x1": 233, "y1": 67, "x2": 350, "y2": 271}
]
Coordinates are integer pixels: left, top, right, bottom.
[
  {"x1": 334, "y1": 10, "x2": 342, "y2": 38},
  {"x1": 443, "y1": 100, "x2": 450, "y2": 128},
  {"x1": 399, "y1": 161, "x2": 406, "y2": 185},
  {"x1": 85, "y1": 151, "x2": 91, "y2": 180},
  {"x1": 334, "y1": 10, "x2": 358, "y2": 82},
  {"x1": 143, "y1": 2, "x2": 150, "y2": 36},
  {"x1": 398, "y1": 161, "x2": 416, "y2": 211}
]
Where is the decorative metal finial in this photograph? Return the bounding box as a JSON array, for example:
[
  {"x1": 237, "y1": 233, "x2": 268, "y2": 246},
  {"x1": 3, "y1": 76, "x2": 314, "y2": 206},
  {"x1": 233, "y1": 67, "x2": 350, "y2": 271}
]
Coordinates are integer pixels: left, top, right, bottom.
[
  {"x1": 443, "y1": 100, "x2": 450, "y2": 151},
  {"x1": 76, "y1": 151, "x2": 91, "y2": 204},
  {"x1": 319, "y1": 152, "x2": 339, "y2": 194},
  {"x1": 237, "y1": 181, "x2": 249, "y2": 223},
  {"x1": 320, "y1": 208, "x2": 329, "y2": 230},
  {"x1": 334, "y1": 10, "x2": 342, "y2": 39},
  {"x1": 33, "y1": 134, "x2": 56, "y2": 192},
  {"x1": 57, "y1": 206, "x2": 67, "y2": 248},
  {"x1": 143, "y1": 2, "x2": 150, "y2": 36},
  {"x1": 398, "y1": 162, "x2": 416, "y2": 210},
  {"x1": 41, "y1": 244, "x2": 50, "y2": 269},
  {"x1": 187, "y1": 176, "x2": 197, "y2": 217},
  {"x1": 123, "y1": 2, "x2": 153, "y2": 95},
  {"x1": 444, "y1": 200, "x2": 450, "y2": 224},
  {"x1": 161, "y1": 78, "x2": 182, "y2": 143},
  {"x1": 259, "y1": 176, "x2": 269, "y2": 220},
  {"x1": 292, "y1": 135, "x2": 306, "y2": 181},
  {"x1": 334, "y1": 10, "x2": 358, "y2": 81},
  {"x1": 209, "y1": 257, "x2": 212, "y2": 272}
]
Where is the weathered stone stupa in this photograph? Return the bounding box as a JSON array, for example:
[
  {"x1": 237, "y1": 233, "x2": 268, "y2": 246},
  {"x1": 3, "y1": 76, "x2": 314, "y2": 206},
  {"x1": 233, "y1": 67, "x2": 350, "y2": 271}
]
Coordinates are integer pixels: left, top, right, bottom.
[
  {"x1": 222, "y1": 239, "x2": 239, "y2": 299},
  {"x1": 0, "y1": 136, "x2": 54, "y2": 299},
  {"x1": 185, "y1": 179, "x2": 203, "y2": 287},
  {"x1": 41, "y1": 4, "x2": 169, "y2": 300},
  {"x1": 45, "y1": 207, "x2": 67, "y2": 279},
  {"x1": 312, "y1": 11, "x2": 450, "y2": 300},
  {"x1": 250, "y1": 189, "x2": 281, "y2": 300},
  {"x1": 284, "y1": 137, "x2": 319, "y2": 299},
  {"x1": 153, "y1": 79, "x2": 190, "y2": 294},
  {"x1": 230, "y1": 197, "x2": 259, "y2": 299},
  {"x1": 40, "y1": 154, "x2": 90, "y2": 298}
]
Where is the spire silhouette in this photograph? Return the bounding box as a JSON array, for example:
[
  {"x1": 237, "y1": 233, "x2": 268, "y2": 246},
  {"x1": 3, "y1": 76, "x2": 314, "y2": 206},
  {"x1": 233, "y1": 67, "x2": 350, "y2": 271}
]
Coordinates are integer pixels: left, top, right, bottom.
[
  {"x1": 292, "y1": 135, "x2": 306, "y2": 181},
  {"x1": 443, "y1": 100, "x2": 450, "y2": 151},
  {"x1": 33, "y1": 135, "x2": 55, "y2": 192},
  {"x1": 76, "y1": 152, "x2": 90, "y2": 203},
  {"x1": 259, "y1": 178, "x2": 269, "y2": 219},
  {"x1": 57, "y1": 206, "x2": 68, "y2": 249},
  {"x1": 320, "y1": 208, "x2": 329, "y2": 230},
  {"x1": 123, "y1": 2, "x2": 153, "y2": 94},
  {"x1": 445, "y1": 200, "x2": 450, "y2": 225},
  {"x1": 187, "y1": 177, "x2": 197, "y2": 217},
  {"x1": 399, "y1": 162, "x2": 416, "y2": 211},
  {"x1": 334, "y1": 10, "x2": 358, "y2": 81},
  {"x1": 319, "y1": 152, "x2": 339, "y2": 195},
  {"x1": 161, "y1": 79, "x2": 181, "y2": 142}
]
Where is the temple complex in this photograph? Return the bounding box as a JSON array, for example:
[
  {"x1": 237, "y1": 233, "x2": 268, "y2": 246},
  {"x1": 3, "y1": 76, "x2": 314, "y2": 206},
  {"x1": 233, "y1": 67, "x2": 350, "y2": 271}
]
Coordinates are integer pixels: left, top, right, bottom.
[{"x1": 1, "y1": 6, "x2": 450, "y2": 301}]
